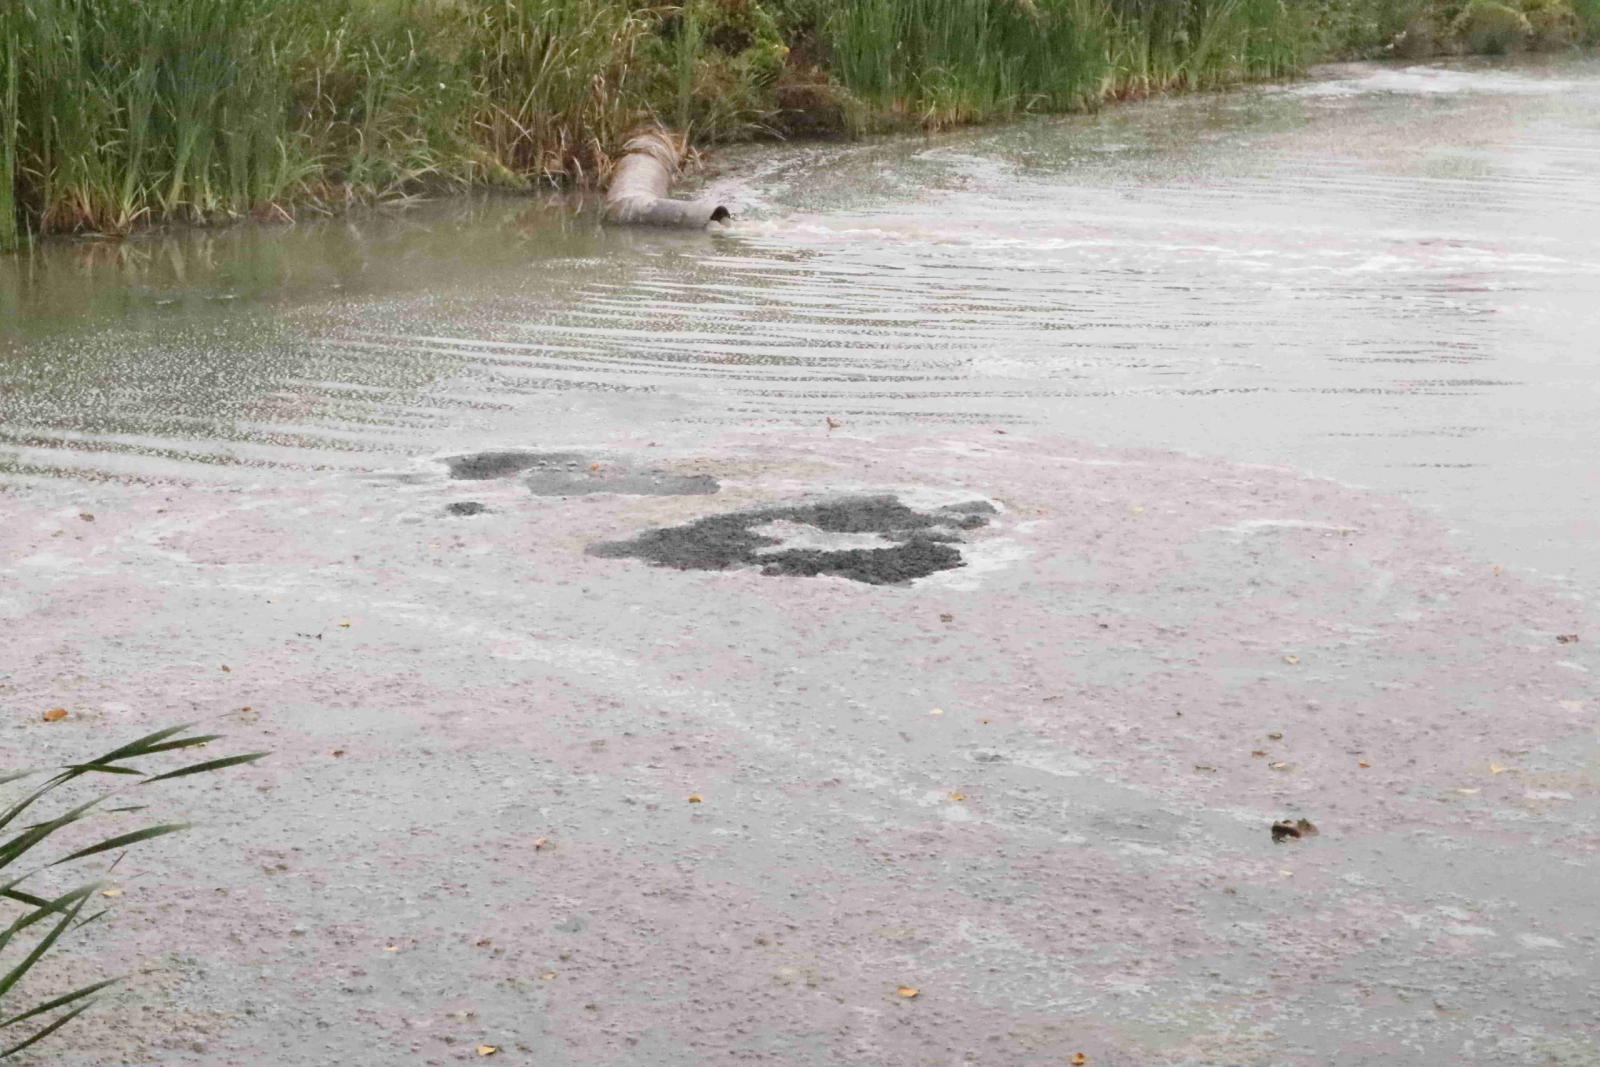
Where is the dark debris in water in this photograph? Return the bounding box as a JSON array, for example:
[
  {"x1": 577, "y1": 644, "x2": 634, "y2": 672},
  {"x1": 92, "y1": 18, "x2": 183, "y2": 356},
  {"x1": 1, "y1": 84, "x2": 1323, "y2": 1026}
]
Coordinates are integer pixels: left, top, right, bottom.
[
  {"x1": 445, "y1": 450, "x2": 719, "y2": 497},
  {"x1": 446, "y1": 501, "x2": 488, "y2": 516},
  {"x1": 446, "y1": 451, "x2": 560, "y2": 480},
  {"x1": 1271, "y1": 818, "x2": 1319, "y2": 843},
  {"x1": 588, "y1": 495, "x2": 995, "y2": 585}
]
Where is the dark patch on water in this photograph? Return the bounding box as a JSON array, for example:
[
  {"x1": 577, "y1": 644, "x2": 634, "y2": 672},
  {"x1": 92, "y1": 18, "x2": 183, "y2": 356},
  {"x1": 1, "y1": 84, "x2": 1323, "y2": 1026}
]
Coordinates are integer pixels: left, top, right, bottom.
[
  {"x1": 445, "y1": 450, "x2": 719, "y2": 496},
  {"x1": 587, "y1": 494, "x2": 994, "y2": 584},
  {"x1": 446, "y1": 451, "x2": 575, "y2": 480},
  {"x1": 446, "y1": 501, "x2": 488, "y2": 516}
]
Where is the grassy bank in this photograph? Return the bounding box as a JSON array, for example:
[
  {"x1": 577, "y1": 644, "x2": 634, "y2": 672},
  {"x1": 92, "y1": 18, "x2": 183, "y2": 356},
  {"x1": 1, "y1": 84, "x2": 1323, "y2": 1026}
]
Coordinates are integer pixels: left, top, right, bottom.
[
  {"x1": 1315, "y1": 0, "x2": 1600, "y2": 56},
  {"x1": 0, "y1": 0, "x2": 1595, "y2": 250}
]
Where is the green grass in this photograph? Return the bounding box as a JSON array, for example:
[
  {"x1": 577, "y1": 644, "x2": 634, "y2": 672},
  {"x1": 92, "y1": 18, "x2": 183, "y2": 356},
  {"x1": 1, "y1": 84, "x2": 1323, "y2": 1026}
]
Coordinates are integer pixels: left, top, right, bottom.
[{"x1": 9, "y1": 0, "x2": 1571, "y2": 249}]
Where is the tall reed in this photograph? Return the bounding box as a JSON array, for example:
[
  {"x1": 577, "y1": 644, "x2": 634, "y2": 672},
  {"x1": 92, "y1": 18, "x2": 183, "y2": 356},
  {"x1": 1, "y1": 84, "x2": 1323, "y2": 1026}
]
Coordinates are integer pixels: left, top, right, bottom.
[
  {"x1": 822, "y1": 0, "x2": 1305, "y2": 127},
  {"x1": 1, "y1": 0, "x2": 1337, "y2": 246},
  {"x1": 1, "y1": 33, "x2": 18, "y2": 252}
]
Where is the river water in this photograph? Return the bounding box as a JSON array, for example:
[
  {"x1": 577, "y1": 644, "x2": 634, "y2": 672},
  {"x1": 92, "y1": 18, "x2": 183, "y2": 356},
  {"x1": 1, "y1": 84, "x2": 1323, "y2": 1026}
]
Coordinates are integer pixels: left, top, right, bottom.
[
  {"x1": 5, "y1": 58, "x2": 1600, "y2": 1067},
  {"x1": 5, "y1": 58, "x2": 1600, "y2": 585}
]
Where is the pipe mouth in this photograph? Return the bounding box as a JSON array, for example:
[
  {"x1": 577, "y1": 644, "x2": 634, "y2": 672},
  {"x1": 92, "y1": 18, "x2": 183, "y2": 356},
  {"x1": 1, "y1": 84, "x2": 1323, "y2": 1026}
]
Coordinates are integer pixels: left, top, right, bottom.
[{"x1": 709, "y1": 206, "x2": 731, "y2": 223}]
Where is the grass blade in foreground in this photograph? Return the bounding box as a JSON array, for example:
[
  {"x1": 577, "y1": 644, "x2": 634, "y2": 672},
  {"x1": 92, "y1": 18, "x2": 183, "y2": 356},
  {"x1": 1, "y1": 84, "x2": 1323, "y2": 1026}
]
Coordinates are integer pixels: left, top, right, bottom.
[{"x1": 0, "y1": 724, "x2": 267, "y2": 1060}]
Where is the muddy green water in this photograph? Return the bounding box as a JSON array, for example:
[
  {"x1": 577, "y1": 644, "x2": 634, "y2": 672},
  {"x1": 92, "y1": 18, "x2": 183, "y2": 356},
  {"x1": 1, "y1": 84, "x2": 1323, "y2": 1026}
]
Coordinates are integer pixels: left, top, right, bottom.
[{"x1": 4, "y1": 56, "x2": 1600, "y2": 585}]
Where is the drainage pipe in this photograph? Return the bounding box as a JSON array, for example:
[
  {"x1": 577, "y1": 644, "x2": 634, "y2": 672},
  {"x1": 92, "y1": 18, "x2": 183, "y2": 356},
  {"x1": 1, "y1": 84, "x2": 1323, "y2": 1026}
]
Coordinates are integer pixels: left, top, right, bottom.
[{"x1": 602, "y1": 130, "x2": 730, "y2": 229}]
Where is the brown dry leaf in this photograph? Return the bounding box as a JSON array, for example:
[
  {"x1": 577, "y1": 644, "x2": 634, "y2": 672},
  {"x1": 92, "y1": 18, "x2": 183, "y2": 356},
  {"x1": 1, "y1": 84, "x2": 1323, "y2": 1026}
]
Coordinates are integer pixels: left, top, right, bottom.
[
  {"x1": 220, "y1": 665, "x2": 231, "y2": 673},
  {"x1": 533, "y1": 837, "x2": 549, "y2": 851},
  {"x1": 1490, "y1": 764, "x2": 1506, "y2": 774},
  {"x1": 1251, "y1": 750, "x2": 1267, "y2": 757},
  {"x1": 939, "y1": 613, "x2": 954, "y2": 622},
  {"x1": 896, "y1": 986, "x2": 919, "y2": 998},
  {"x1": 329, "y1": 748, "x2": 345, "y2": 757},
  {"x1": 42, "y1": 708, "x2": 68, "y2": 722},
  {"x1": 100, "y1": 887, "x2": 123, "y2": 898},
  {"x1": 1358, "y1": 760, "x2": 1371, "y2": 768},
  {"x1": 1072, "y1": 1055, "x2": 1089, "y2": 1066},
  {"x1": 686, "y1": 794, "x2": 703, "y2": 803},
  {"x1": 1042, "y1": 695, "x2": 1062, "y2": 702},
  {"x1": 589, "y1": 463, "x2": 601, "y2": 471},
  {"x1": 1557, "y1": 634, "x2": 1580, "y2": 644},
  {"x1": 540, "y1": 972, "x2": 557, "y2": 980},
  {"x1": 79, "y1": 512, "x2": 94, "y2": 522},
  {"x1": 384, "y1": 945, "x2": 400, "y2": 952},
  {"x1": 1282, "y1": 654, "x2": 1299, "y2": 665},
  {"x1": 338, "y1": 620, "x2": 352, "y2": 628},
  {"x1": 948, "y1": 791, "x2": 966, "y2": 802},
  {"x1": 1269, "y1": 761, "x2": 1288, "y2": 770},
  {"x1": 477, "y1": 1046, "x2": 498, "y2": 1057},
  {"x1": 476, "y1": 938, "x2": 492, "y2": 947},
  {"x1": 826, "y1": 417, "x2": 842, "y2": 430},
  {"x1": 1267, "y1": 731, "x2": 1283, "y2": 740}
]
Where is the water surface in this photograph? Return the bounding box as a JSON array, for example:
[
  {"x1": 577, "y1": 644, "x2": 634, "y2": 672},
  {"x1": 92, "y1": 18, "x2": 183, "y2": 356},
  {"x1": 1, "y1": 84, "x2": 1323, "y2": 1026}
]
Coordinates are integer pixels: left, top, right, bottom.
[{"x1": 4, "y1": 56, "x2": 1599, "y2": 584}]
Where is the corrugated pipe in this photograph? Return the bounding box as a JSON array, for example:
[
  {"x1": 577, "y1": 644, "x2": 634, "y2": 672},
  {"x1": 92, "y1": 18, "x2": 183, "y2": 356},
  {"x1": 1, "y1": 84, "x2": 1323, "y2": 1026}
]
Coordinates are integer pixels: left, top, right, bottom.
[{"x1": 602, "y1": 130, "x2": 730, "y2": 229}]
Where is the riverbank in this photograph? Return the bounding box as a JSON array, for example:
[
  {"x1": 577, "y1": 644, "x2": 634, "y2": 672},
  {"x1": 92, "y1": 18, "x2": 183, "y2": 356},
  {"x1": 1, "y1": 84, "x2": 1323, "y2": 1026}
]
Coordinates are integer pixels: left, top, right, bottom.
[
  {"x1": 4, "y1": 0, "x2": 1595, "y2": 253},
  {"x1": 0, "y1": 0, "x2": 1298, "y2": 249}
]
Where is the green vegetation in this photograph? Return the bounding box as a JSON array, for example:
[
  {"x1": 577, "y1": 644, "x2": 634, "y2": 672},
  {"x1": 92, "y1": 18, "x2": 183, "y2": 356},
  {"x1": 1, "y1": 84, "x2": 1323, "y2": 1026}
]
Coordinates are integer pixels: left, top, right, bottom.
[
  {"x1": 1, "y1": 724, "x2": 266, "y2": 1058},
  {"x1": 0, "y1": 0, "x2": 1595, "y2": 250},
  {"x1": 1312, "y1": 0, "x2": 1600, "y2": 56}
]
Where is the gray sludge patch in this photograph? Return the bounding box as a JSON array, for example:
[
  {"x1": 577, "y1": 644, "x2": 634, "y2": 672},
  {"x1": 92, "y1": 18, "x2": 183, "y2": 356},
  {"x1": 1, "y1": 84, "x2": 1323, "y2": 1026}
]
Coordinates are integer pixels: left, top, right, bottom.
[
  {"x1": 445, "y1": 501, "x2": 488, "y2": 516},
  {"x1": 444, "y1": 450, "x2": 719, "y2": 496},
  {"x1": 588, "y1": 496, "x2": 996, "y2": 585}
]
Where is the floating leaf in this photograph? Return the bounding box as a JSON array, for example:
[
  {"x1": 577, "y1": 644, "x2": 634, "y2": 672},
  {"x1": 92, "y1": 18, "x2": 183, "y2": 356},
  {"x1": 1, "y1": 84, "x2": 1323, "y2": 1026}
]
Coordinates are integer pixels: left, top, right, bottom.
[
  {"x1": 1358, "y1": 760, "x2": 1370, "y2": 768},
  {"x1": 338, "y1": 620, "x2": 351, "y2": 628},
  {"x1": 1267, "y1": 731, "x2": 1283, "y2": 740},
  {"x1": 929, "y1": 708, "x2": 944, "y2": 716},
  {"x1": 540, "y1": 972, "x2": 556, "y2": 980},
  {"x1": 686, "y1": 794, "x2": 702, "y2": 804},
  {"x1": 220, "y1": 665, "x2": 231, "y2": 673},
  {"x1": 1557, "y1": 635, "x2": 1579, "y2": 644},
  {"x1": 384, "y1": 945, "x2": 399, "y2": 952},
  {"x1": 1251, "y1": 750, "x2": 1267, "y2": 757},
  {"x1": 477, "y1": 1045, "x2": 498, "y2": 1056},
  {"x1": 1490, "y1": 764, "x2": 1506, "y2": 774},
  {"x1": 939, "y1": 614, "x2": 953, "y2": 623},
  {"x1": 330, "y1": 749, "x2": 345, "y2": 757},
  {"x1": 896, "y1": 986, "x2": 918, "y2": 998},
  {"x1": 948, "y1": 791, "x2": 966, "y2": 802},
  {"x1": 42, "y1": 709, "x2": 67, "y2": 723},
  {"x1": 1072, "y1": 1056, "x2": 1089, "y2": 1066},
  {"x1": 99, "y1": 888, "x2": 121, "y2": 898},
  {"x1": 1458, "y1": 788, "x2": 1480, "y2": 795},
  {"x1": 1282, "y1": 655, "x2": 1299, "y2": 665},
  {"x1": 533, "y1": 837, "x2": 549, "y2": 851}
]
